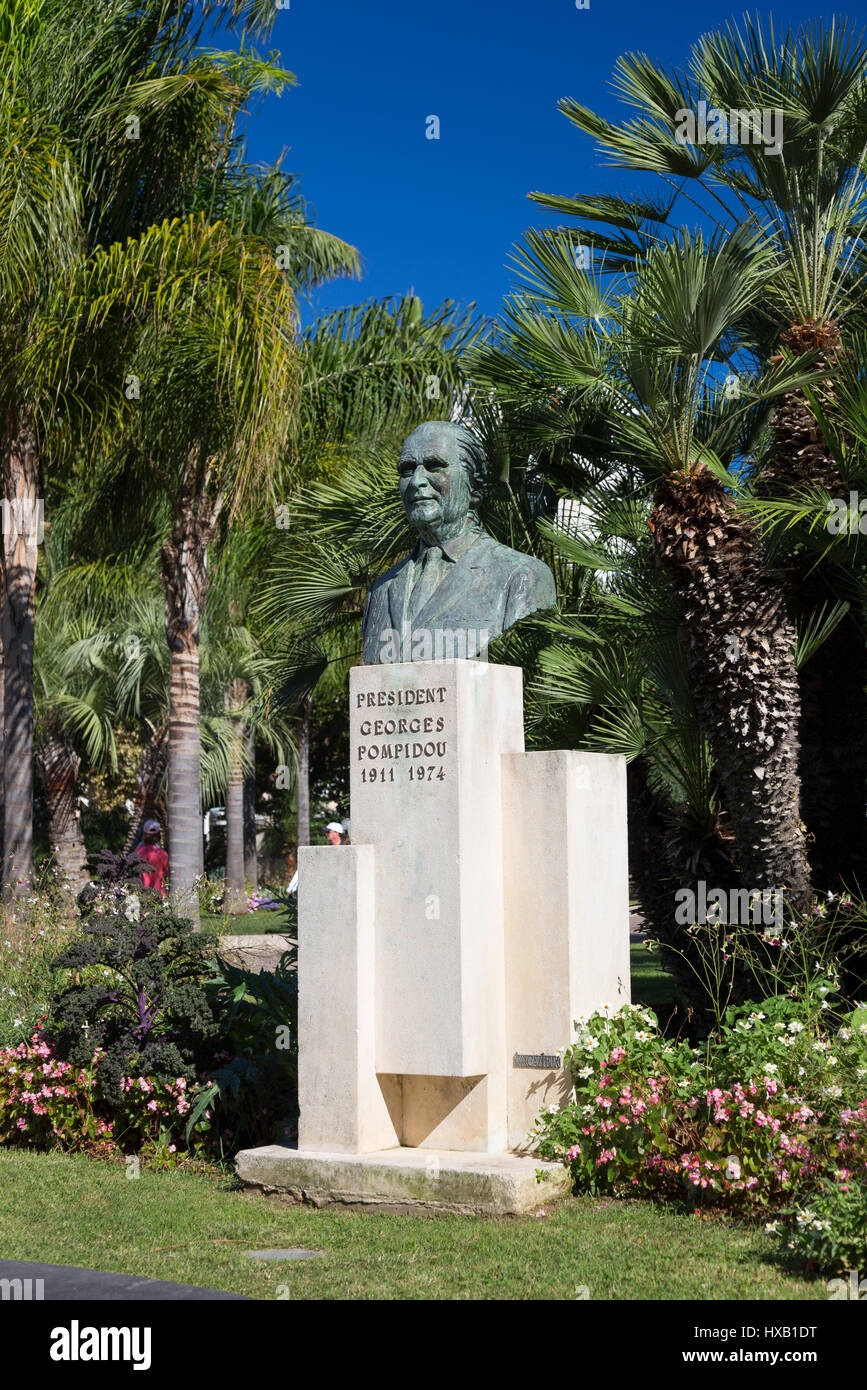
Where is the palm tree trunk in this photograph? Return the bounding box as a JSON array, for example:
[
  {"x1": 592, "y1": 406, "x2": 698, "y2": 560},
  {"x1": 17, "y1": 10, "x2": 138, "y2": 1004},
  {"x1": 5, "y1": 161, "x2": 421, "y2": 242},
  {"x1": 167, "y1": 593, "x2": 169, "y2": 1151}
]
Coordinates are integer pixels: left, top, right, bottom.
[
  {"x1": 223, "y1": 678, "x2": 248, "y2": 914},
  {"x1": 122, "y1": 724, "x2": 168, "y2": 856},
  {"x1": 36, "y1": 713, "x2": 88, "y2": 894},
  {"x1": 296, "y1": 692, "x2": 312, "y2": 849},
  {"x1": 161, "y1": 485, "x2": 221, "y2": 928},
  {"x1": 651, "y1": 471, "x2": 811, "y2": 904},
  {"x1": 764, "y1": 325, "x2": 867, "y2": 889},
  {"x1": 243, "y1": 723, "x2": 258, "y2": 890},
  {"x1": 1, "y1": 408, "x2": 39, "y2": 899}
]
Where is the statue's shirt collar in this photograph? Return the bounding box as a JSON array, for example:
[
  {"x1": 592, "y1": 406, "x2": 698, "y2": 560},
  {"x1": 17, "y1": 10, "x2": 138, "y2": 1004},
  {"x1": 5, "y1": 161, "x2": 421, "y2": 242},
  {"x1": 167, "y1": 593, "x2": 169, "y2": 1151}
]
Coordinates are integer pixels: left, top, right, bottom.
[{"x1": 412, "y1": 524, "x2": 481, "y2": 567}]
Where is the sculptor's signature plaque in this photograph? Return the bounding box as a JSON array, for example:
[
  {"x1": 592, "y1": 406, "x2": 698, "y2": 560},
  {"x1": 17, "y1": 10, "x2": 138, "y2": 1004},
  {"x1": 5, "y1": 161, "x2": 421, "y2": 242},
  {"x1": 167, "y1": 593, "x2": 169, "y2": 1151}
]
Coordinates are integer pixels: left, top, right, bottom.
[{"x1": 513, "y1": 1053, "x2": 561, "y2": 1070}]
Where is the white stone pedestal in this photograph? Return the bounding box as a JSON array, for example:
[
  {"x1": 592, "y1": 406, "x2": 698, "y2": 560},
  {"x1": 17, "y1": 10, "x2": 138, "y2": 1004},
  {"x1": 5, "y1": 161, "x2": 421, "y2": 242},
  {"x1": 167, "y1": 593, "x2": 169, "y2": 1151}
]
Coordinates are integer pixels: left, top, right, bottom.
[{"x1": 236, "y1": 661, "x2": 630, "y2": 1215}]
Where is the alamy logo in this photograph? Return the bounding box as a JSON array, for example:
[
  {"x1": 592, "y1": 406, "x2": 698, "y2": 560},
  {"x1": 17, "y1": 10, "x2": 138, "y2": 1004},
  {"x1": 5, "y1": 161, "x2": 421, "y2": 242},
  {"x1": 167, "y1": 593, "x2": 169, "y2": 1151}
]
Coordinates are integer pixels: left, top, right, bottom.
[
  {"x1": 2, "y1": 498, "x2": 44, "y2": 544},
  {"x1": 0, "y1": 1276, "x2": 44, "y2": 1300},
  {"x1": 674, "y1": 881, "x2": 783, "y2": 931},
  {"x1": 674, "y1": 101, "x2": 784, "y2": 156},
  {"x1": 49, "y1": 1321, "x2": 152, "y2": 1371},
  {"x1": 827, "y1": 493, "x2": 867, "y2": 534},
  {"x1": 827, "y1": 1270, "x2": 867, "y2": 1300},
  {"x1": 378, "y1": 625, "x2": 490, "y2": 663}
]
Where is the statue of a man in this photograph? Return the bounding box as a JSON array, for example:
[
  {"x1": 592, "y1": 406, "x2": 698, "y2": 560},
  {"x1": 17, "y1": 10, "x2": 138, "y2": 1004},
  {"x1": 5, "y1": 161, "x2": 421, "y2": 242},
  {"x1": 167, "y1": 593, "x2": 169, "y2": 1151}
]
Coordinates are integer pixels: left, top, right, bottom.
[{"x1": 361, "y1": 420, "x2": 557, "y2": 663}]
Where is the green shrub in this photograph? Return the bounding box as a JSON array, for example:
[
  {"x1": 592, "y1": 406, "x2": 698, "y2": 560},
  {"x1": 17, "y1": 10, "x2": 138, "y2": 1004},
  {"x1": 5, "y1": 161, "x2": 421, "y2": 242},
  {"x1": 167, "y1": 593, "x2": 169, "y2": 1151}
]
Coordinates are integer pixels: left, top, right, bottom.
[
  {"x1": 770, "y1": 1174, "x2": 867, "y2": 1276},
  {"x1": 185, "y1": 948, "x2": 298, "y2": 1154},
  {"x1": 44, "y1": 853, "x2": 221, "y2": 1105}
]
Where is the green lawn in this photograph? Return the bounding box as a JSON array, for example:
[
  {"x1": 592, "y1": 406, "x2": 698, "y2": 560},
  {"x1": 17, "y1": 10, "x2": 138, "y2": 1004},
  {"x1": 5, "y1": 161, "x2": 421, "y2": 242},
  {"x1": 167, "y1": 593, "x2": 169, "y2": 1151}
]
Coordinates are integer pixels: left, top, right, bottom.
[
  {"x1": 629, "y1": 940, "x2": 678, "y2": 1013},
  {"x1": 0, "y1": 1149, "x2": 822, "y2": 1300},
  {"x1": 201, "y1": 907, "x2": 295, "y2": 937}
]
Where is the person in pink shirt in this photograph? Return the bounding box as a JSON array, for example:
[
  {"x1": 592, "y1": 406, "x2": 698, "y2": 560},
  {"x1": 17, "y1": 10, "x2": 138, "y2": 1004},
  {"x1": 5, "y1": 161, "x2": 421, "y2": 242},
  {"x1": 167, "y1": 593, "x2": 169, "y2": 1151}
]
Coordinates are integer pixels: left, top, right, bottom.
[{"x1": 135, "y1": 819, "x2": 169, "y2": 897}]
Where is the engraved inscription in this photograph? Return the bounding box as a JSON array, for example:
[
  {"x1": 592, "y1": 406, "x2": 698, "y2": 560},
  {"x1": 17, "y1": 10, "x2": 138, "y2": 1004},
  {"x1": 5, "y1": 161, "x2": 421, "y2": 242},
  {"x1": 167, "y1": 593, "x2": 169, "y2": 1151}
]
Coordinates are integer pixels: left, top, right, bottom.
[
  {"x1": 352, "y1": 681, "x2": 452, "y2": 783},
  {"x1": 513, "y1": 1052, "x2": 562, "y2": 1070}
]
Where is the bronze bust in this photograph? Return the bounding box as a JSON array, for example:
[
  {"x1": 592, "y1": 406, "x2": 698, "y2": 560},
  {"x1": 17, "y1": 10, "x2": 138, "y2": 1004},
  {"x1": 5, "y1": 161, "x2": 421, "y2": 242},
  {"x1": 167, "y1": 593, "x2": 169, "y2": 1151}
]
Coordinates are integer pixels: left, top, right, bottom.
[{"x1": 361, "y1": 421, "x2": 556, "y2": 663}]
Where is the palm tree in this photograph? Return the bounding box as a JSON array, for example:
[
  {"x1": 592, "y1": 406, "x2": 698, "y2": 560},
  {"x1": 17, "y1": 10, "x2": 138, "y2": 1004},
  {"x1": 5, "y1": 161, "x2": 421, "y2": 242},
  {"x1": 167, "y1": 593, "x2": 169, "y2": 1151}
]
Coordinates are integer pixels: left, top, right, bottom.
[
  {"x1": 529, "y1": 14, "x2": 867, "y2": 889},
  {"x1": 33, "y1": 603, "x2": 120, "y2": 894},
  {"x1": 44, "y1": 552, "x2": 291, "y2": 909},
  {"x1": 474, "y1": 225, "x2": 822, "y2": 901},
  {"x1": 32, "y1": 45, "x2": 359, "y2": 920},
  {"x1": 0, "y1": 0, "x2": 300, "y2": 897}
]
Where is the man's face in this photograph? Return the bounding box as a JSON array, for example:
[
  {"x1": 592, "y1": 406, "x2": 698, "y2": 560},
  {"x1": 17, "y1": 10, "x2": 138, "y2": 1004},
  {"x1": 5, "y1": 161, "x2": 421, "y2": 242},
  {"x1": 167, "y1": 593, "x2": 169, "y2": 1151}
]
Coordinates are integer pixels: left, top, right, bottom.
[
  {"x1": 326, "y1": 829, "x2": 342, "y2": 845},
  {"x1": 398, "y1": 424, "x2": 471, "y2": 536}
]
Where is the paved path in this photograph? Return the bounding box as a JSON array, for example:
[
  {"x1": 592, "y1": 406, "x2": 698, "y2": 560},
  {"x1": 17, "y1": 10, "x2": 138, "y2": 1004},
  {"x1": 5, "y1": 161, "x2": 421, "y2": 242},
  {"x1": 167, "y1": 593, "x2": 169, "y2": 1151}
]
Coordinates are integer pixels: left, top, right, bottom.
[
  {"x1": 0, "y1": 1259, "x2": 247, "y2": 1300},
  {"x1": 217, "y1": 934, "x2": 295, "y2": 973}
]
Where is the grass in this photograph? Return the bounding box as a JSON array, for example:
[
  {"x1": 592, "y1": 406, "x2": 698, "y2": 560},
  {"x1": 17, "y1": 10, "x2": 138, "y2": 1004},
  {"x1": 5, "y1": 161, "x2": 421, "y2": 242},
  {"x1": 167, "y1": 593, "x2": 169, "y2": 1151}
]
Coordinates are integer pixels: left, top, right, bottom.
[
  {"x1": 0, "y1": 1148, "x2": 823, "y2": 1301},
  {"x1": 201, "y1": 907, "x2": 295, "y2": 937},
  {"x1": 630, "y1": 940, "x2": 678, "y2": 1013}
]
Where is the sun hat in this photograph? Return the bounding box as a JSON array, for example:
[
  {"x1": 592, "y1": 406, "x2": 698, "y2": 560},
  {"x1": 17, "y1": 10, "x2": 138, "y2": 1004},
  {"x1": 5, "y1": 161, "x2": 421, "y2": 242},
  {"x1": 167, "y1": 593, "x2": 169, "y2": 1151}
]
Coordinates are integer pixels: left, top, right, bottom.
[{"x1": 325, "y1": 821, "x2": 344, "y2": 835}]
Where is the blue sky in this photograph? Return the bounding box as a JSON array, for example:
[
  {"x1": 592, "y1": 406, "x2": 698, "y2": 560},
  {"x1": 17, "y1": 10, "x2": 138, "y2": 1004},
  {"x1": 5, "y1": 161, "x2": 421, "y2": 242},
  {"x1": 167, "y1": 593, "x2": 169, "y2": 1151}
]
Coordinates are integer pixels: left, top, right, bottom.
[{"x1": 230, "y1": 1, "x2": 855, "y2": 325}]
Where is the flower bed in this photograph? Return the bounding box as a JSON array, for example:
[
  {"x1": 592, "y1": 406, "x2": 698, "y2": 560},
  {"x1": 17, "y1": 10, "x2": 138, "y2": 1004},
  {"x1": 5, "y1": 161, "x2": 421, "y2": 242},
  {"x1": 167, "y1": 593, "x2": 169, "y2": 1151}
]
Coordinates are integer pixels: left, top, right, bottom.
[
  {"x1": 534, "y1": 998, "x2": 867, "y2": 1272},
  {"x1": 0, "y1": 1033, "x2": 210, "y2": 1162}
]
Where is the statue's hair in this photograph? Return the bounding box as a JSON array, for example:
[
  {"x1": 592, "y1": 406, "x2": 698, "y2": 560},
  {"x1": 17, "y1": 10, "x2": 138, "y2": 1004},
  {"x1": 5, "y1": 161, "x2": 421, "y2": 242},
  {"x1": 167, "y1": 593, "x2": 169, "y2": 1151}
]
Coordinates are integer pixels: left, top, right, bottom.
[{"x1": 453, "y1": 422, "x2": 487, "y2": 508}]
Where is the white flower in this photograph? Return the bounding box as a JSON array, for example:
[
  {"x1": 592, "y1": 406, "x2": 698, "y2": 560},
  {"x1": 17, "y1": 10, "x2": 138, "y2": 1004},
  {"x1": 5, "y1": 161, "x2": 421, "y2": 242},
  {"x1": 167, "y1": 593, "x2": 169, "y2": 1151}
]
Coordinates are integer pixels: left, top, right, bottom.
[
  {"x1": 585, "y1": 1037, "x2": 600, "y2": 1051},
  {"x1": 826, "y1": 1056, "x2": 838, "y2": 1067},
  {"x1": 123, "y1": 894, "x2": 141, "y2": 922},
  {"x1": 750, "y1": 1011, "x2": 766, "y2": 1021},
  {"x1": 577, "y1": 1066, "x2": 593, "y2": 1079},
  {"x1": 635, "y1": 1030, "x2": 650, "y2": 1042},
  {"x1": 764, "y1": 1220, "x2": 779, "y2": 1234},
  {"x1": 839, "y1": 1028, "x2": 852, "y2": 1041},
  {"x1": 547, "y1": 1103, "x2": 560, "y2": 1114},
  {"x1": 787, "y1": 1020, "x2": 804, "y2": 1034},
  {"x1": 764, "y1": 1063, "x2": 778, "y2": 1074}
]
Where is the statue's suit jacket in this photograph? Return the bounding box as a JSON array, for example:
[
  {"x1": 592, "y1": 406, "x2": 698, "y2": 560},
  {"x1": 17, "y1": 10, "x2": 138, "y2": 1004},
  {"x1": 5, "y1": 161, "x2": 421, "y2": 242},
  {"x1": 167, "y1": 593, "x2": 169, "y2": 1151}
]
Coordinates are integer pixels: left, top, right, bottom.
[{"x1": 361, "y1": 527, "x2": 557, "y2": 664}]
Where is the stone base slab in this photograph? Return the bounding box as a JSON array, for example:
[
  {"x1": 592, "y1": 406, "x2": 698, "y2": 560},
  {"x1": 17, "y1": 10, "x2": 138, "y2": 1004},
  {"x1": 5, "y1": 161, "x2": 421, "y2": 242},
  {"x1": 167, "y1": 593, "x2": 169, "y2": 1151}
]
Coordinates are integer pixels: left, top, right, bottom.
[{"x1": 235, "y1": 1144, "x2": 570, "y2": 1216}]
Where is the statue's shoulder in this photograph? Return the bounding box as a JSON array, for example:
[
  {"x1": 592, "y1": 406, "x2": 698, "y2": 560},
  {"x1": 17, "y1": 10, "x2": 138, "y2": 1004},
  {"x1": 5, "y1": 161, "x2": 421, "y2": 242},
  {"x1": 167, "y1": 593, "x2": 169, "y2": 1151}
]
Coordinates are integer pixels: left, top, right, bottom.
[{"x1": 469, "y1": 532, "x2": 554, "y2": 586}]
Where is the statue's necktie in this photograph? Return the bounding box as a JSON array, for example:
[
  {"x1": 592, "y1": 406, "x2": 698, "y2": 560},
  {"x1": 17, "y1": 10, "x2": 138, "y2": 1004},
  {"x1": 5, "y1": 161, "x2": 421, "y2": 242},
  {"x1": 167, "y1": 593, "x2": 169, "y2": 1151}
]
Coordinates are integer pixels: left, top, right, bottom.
[{"x1": 409, "y1": 545, "x2": 443, "y2": 622}]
